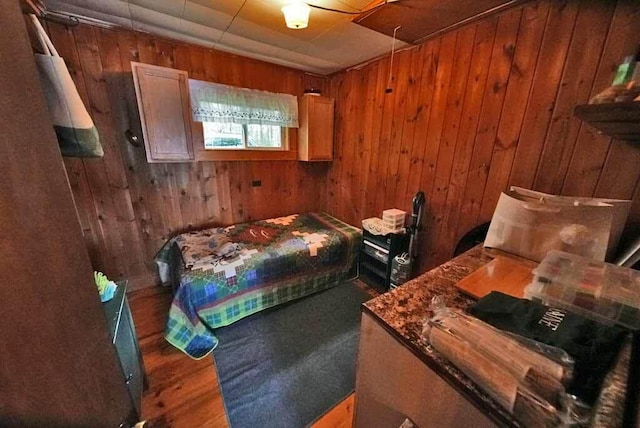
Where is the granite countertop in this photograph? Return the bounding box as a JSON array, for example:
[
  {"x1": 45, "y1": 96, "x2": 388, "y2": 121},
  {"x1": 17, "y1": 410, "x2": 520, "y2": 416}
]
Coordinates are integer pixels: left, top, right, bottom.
[{"x1": 361, "y1": 245, "x2": 630, "y2": 427}]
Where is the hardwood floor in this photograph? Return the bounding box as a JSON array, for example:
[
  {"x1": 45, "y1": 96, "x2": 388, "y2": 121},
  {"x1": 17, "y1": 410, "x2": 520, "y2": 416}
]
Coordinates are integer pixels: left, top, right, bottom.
[
  {"x1": 128, "y1": 286, "x2": 226, "y2": 428},
  {"x1": 128, "y1": 284, "x2": 372, "y2": 427}
]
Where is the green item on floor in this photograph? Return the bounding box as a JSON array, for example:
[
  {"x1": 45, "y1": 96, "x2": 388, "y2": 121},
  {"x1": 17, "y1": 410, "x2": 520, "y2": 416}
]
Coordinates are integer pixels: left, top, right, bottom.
[
  {"x1": 94, "y1": 271, "x2": 117, "y2": 302},
  {"x1": 613, "y1": 56, "x2": 636, "y2": 85}
]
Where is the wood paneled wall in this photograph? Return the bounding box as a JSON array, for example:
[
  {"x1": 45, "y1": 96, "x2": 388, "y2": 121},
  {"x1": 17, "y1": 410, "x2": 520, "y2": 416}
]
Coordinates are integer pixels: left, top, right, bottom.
[
  {"x1": 46, "y1": 22, "x2": 329, "y2": 288},
  {"x1": 45, "y1": 0, "x2": 640, "y2": 287},
  {"x1": 327, "y1": 0, "x2": 640, "y2": 272}
]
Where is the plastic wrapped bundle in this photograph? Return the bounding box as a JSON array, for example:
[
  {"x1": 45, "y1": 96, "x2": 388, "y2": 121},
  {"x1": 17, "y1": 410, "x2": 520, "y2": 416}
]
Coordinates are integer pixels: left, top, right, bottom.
[{"x1": 424, "y1": 300, "x2": 590, "y2": 427}]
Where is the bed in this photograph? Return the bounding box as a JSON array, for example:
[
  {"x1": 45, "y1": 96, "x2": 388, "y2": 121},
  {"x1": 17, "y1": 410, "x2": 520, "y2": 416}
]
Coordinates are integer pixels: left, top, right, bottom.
[{"x1": 155, "y1": 212, "x2": 362, "y2": 359}]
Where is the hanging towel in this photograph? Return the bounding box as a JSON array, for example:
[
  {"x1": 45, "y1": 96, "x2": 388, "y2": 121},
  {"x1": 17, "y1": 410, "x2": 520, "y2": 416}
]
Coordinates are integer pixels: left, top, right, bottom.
[{"x1": 30, "y1": 15, "x2": 103, "y2": 157}]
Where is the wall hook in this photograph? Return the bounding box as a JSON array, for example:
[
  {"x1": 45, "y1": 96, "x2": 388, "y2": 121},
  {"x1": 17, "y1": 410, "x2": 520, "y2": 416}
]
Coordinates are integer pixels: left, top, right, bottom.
[{"x1": 125, "y1": 129, "x2": 141, "y2": 148}]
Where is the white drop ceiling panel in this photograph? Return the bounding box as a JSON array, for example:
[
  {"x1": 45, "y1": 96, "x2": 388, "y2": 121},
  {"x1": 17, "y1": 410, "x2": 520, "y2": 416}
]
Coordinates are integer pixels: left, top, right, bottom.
[
  {"x1": 188, "y1": 0, "x2": 246, "y2": 17},
  {"x1": 217, "y1": 30, "x2": 341, "y2": 72},
  {"x1": 42, "y1": 0, "x2": 407, "y2": 74},
  {"x1": 129, "y1": 4, "x2": 184, "y2": 32},
  {"x1": 296, "y1": 21, "x2": 399, "y2": 64},
  {"x1": 332, "y1": 0, "x2": 376, "y2": 10},
  {"x1": 181, "y1": 2, "x2": 234, "y2": 32},
  {"x1": 236, "y1": 0, "x2": 339, "y2": 42},
  {"x1": 222, "y1": 5, "x2": 307, "y2": 50},
  {"x1": 134, "y1": 21, "x2": 221, "y2": 47},
  {"x1": 181, "y1": 20, "x2": 226, "y2": 44},
  {"x1": 129, "y1": 0, "x2": 185, "y2": 18}
]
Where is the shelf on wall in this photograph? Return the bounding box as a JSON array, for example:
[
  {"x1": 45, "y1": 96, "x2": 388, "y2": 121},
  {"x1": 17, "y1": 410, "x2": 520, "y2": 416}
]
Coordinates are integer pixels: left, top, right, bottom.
[{"x1": 574, "y1": 102, "x2": 640, "y2": 142}]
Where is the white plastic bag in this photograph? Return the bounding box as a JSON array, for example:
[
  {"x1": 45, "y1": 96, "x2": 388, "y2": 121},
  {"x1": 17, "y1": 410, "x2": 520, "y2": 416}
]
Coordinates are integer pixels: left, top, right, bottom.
[
  {"x1": 484, "y1": 190, "x2": 615, "y2": 262},
  {"x1": 30, "y1": 15, "x2": 102, "y2": 157},
  {"x1": 509, "y1": 187, "x2": 630, "y2": 260}
]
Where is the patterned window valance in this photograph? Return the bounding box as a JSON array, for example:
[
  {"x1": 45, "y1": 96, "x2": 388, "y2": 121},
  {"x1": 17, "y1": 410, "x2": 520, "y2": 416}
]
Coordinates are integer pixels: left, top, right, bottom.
[{"x1": 189, "y1": 79, "x2": 299, "y2": 128}]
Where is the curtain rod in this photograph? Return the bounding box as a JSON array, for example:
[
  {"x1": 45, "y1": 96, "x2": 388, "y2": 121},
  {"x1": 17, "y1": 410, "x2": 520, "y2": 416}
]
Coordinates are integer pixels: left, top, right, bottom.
[
  {"x1": 23, "y1": 5, "x2": 118, "y2": 28},
  {"x1": 21, "y1": 0, "x2": 45, "y2": 16}
]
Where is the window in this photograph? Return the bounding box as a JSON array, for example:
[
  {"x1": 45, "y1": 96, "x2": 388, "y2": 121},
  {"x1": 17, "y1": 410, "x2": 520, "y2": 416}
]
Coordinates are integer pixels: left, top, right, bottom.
[
  {"x1": 203, "y1": 122, "x2": 285, "y2": 151},
  {"x1": 189, "y1": 79, "x2": 298, "y2": 160}
]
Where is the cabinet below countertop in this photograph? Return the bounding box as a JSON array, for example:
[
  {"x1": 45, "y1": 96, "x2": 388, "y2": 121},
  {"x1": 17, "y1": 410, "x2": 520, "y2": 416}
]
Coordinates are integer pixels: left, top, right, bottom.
[{"x1": 355, "y1": 246, "x2": 634, "y2": 427}]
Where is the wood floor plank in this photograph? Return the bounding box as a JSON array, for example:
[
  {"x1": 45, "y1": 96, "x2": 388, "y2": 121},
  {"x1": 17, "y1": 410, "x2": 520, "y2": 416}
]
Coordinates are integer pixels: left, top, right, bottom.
[
  {"x1": 128, "y1": 285, "x2": 362, "y2": 427},
  {"x1": 142, "y1": 364, "x2": 222, "y2": 423},
  {"x1": 141, "y1": 335, "x2": 212, "y2": 388},
  {"x1": 152, "y1": 391, "x2": 228, "y2": 428},
  {"x1": 313, "y1": 394, "x2": 355, "y2": 428}
]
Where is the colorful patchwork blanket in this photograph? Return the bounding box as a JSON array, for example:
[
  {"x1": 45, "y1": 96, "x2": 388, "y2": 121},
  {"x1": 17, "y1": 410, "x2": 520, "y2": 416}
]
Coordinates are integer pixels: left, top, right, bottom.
[{"x1": 155, "y1": 212, "x2": 362, "y2": 359}]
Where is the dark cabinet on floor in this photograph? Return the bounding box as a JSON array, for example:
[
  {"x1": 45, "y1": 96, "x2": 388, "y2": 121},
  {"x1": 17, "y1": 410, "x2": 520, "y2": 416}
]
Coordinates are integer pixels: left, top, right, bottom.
[
  {"x1": 360, "y1": 229, "x2": 409, "y2": 293},
  {"x1": 103, "y1": 281, "x2": 147, "y2": 424}
]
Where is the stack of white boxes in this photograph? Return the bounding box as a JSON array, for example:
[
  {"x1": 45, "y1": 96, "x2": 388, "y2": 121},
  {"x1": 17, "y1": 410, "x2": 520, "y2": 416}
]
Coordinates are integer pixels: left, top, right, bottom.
[{"x1": 382, "y1": 209, "x2": 406, "y2": 234}]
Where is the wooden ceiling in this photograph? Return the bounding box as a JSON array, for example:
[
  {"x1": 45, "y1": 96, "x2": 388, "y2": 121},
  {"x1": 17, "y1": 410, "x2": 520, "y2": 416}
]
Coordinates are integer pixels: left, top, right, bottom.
[{"x1": 355, "y1": 0, "x2": 527, "y2": 44}]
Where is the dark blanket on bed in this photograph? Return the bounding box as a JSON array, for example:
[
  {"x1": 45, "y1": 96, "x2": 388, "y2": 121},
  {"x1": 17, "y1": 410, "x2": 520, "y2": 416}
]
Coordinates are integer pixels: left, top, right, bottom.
[{"x1": 155, "y1": 212, "x2": 361, "y2": 359}]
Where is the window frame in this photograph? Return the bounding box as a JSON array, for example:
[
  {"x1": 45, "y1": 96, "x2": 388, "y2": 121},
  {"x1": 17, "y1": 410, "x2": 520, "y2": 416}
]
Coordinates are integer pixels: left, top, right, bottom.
[
  {"x1": 189, "y1": 78, "x2": 299, "y2": 161},
  {"x1": 202, "y1": 122, "x2": 288, "y2": 152},
  {"x1": 194, "y1": 121, "x2": 298, "y2": 161}
]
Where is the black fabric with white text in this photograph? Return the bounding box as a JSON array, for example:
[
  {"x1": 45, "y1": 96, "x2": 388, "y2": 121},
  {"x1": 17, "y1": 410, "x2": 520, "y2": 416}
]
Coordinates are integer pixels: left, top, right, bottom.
[{"x1": 468, "y1": 291, "x2": 628, "y2": 405}]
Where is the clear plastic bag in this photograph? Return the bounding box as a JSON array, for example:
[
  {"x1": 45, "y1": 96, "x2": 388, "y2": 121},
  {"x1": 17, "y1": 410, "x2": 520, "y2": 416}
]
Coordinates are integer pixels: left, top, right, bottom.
[{"x1": 423, "y1": 296, "x2": 590, "y2": 427}]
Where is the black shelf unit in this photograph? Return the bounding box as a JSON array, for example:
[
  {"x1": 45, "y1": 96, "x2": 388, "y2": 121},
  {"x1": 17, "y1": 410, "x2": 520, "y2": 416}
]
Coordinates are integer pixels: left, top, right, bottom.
[
  {"x1": 359, "y1": 229, "x2": 409, "y2": 293},
  {"x1": 103, "y1": 281, "x2": 147, "y2": 425}
]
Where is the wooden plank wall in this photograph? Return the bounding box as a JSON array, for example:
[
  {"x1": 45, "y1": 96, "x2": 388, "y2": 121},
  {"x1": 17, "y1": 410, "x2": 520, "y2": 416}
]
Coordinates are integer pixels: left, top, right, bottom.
[
  {"x1": 46, "y1": 22, "x2": 330, "y2": 289},
  {"x1": 327, "y1": 0, "x2": 640, "y2": 272}
]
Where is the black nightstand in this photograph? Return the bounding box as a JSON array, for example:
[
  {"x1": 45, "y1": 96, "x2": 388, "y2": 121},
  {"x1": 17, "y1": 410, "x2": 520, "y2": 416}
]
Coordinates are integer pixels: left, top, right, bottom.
[
  {"x1": 359, "y1": 229, "x2": 409, "y2": 293},
  {"x1": 103, "y1": 281, "x2": 147, "y2": 426}
]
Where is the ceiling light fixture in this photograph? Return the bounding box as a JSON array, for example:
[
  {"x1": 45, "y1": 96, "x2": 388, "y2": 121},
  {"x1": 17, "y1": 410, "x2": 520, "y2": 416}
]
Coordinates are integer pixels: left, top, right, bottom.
[
  {"x1": 281, "y1": 1, "x2": 311, "y2": 30},
  {"x1": 281, "y1": 1, "x2": 401, "y2": 30}
]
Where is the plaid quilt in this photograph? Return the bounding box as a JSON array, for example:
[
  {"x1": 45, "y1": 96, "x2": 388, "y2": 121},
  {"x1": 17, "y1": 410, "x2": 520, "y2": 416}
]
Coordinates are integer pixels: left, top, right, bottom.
[{"x1": 156, "y1": 212, "x2": 362, "y2": 359}]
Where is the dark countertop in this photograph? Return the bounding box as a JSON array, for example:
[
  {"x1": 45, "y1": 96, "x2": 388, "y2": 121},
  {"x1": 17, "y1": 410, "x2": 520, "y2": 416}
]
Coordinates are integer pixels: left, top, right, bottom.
[{"x1": 361, "y1": 245, "x2": 630, "y2": 427}]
